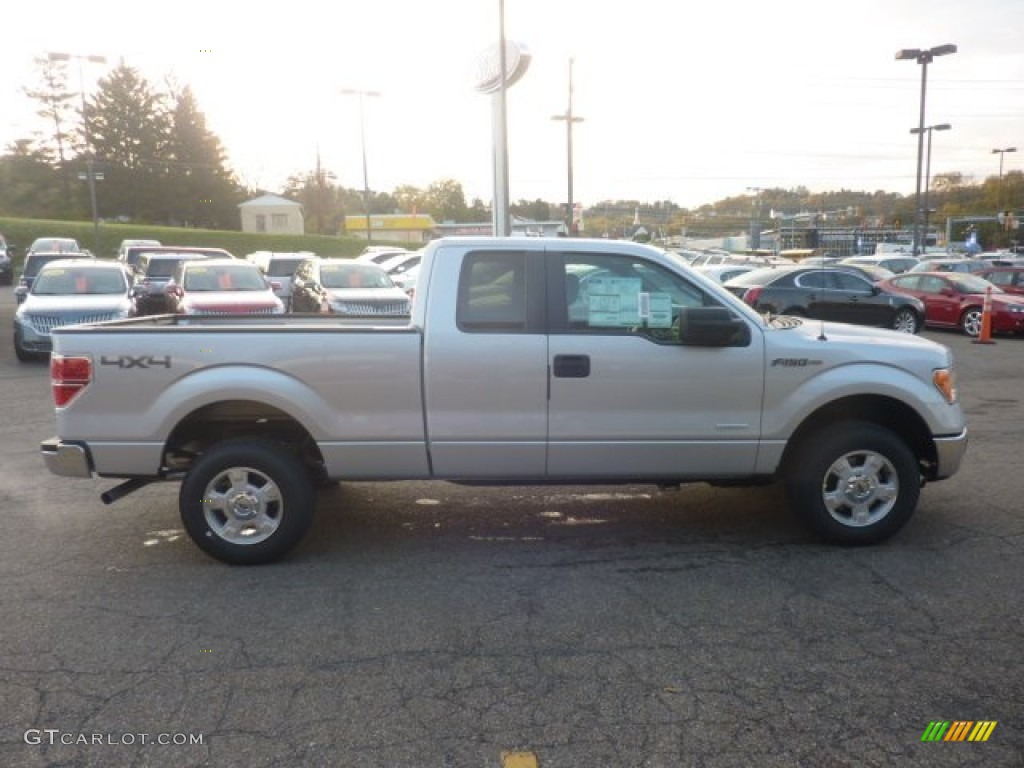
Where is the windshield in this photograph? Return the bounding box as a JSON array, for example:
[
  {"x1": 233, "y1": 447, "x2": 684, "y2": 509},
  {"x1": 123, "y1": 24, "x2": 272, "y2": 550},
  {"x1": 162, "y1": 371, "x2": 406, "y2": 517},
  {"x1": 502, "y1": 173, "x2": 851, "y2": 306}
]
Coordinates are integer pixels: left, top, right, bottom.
[
  {"x1": 320, "y1": 264, "x2": 394, "y2": 289},
  {"x1": 948, "y1": 274, "x2": 1002, "y2": 294},
  {"x1": 184, "y1": 264, "x2": 267, "y2": 291},
  {"x1": 267, "y1": 259, "x2": 302, "y2": 277},
  {"x1": 32, "y1": 268, "x2": 126, "y2": 295},
  {"x1": 25, "y1": 254, "x2": 87, "y2": 277}
]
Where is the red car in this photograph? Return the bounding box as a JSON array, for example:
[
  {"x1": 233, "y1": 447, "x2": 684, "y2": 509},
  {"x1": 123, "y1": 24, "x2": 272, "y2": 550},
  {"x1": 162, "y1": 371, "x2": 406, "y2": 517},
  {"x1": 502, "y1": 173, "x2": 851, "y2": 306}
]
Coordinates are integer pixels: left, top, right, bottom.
[
  {"x1": 165, "y1": 259, "x2": 285, "y2": 315},
  {"x1": 877, "y1": 272, "x2": 1024, "y2": 337},
  {"x1": 974, "y1": 266, "x2": 1024, "y2": 296}
]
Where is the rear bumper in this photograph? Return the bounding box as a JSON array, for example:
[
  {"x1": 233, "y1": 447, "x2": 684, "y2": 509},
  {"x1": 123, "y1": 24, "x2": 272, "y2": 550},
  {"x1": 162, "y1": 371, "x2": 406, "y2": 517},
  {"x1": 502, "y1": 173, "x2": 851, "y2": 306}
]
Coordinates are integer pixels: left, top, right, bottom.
[
  {"x1": 932, "y1": 428, "x2": 968, "y2": 480},
  {"x1": 40, "y1": 437, "x2": 93, "y2": 478}
]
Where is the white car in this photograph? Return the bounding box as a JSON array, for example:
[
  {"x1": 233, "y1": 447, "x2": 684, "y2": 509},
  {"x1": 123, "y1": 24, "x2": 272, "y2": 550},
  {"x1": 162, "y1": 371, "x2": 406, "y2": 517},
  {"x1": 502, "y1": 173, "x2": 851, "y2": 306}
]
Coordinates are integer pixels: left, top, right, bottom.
[
  {"x1": 14, "y1": 259, "x2": 134, "y2": 361},
  {"x1": 354, "y1": 246, "x2": 411, "y2": 265},
  {"x1": 695, "y1": 264, "x2": 759, "y2": 284}
]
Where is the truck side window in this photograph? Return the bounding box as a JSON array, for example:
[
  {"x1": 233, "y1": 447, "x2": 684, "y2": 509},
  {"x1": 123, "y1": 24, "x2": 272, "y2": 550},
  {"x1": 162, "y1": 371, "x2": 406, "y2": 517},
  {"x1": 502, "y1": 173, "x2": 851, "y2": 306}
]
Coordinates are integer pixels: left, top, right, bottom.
[
  {"x1": 559, "y1": 253, "x2": 715, "y2": 342},
  {"x1": 457, "y1": 251, "x2": 528, "y2": 332}
]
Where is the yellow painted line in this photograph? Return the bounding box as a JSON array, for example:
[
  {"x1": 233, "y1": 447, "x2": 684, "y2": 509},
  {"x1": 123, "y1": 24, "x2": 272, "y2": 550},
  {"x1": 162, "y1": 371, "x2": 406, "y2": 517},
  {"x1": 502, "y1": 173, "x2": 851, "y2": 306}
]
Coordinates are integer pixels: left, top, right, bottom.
[{"x1": 501, "y1": 751, "x2": 539, "y2": 768}]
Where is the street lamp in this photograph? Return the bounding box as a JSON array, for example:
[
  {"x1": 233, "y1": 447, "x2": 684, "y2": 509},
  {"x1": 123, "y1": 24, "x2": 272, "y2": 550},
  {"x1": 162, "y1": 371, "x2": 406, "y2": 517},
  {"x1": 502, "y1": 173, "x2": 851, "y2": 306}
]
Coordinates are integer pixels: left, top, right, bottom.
[
  {"x1": 340, "y1": 88, "x2": 381, "y2": 242},
  {"x1": 551, "y1": 58, "x2": 584, "y2": 236},
  {"x1": 992, "y1": 147, "x2": 1017, "y2": 209},
  {"x1": 896, "y1": 43, "x2": 956, "y2": 255},
  {"x1": 48, "y1": 51, "x2": 107, "y2": 254},
  {"x1": 910, "y1": 123, "x2": 951, "y2": 250}
]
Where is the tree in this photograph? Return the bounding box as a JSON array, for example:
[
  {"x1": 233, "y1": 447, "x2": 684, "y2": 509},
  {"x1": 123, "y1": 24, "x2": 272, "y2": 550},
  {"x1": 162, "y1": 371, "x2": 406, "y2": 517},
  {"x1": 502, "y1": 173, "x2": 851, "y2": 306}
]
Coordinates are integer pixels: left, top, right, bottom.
[
  {"x1": 0, "y1": 140, "x2": 63, "y2": 218},
  {"x1": 22, "y1": 56, "x2": 77, "y2": 216},
  {"x1": 164, "y1": 83, "x2": 245, "y2": 228},
  {"x1": 86, "y1": 63, "x2": 169, "y2": 221},
  {"x1": 423, "y1": 179, "x2": 468, "y2": 222}
]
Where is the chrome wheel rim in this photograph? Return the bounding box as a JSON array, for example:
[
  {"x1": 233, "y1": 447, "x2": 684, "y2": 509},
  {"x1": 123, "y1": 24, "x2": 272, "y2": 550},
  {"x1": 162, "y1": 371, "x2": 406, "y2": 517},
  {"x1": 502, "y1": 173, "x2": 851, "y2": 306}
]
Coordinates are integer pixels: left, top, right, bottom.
[
  {"x1": 821, "y1": 450, "x2": 898, "y2": 527},
  {"x1": 202, "y1": 466, "x2": 283, "y2": 545},
  {"x1": 963, "y1": 310, "x2": 982, "y2": 337},
  {"x1": 894, "y1": 310, "x2": 917, "y2": 333}
]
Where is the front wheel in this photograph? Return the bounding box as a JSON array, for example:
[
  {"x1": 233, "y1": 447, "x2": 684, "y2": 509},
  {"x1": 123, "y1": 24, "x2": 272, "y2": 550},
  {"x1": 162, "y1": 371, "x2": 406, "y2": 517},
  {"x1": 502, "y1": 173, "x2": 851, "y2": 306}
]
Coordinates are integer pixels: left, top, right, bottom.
[
  {"x1": 179, "y1": 438, "x2": 315, "y2": 565},
  {"x1": 785, "y1": 422, "x2": 920, "y2": 545},
  {"x1": 892, "y1": 307, "x2": 920, "y2": 334},
  {"x1": 960, "y1": 307, "x2": 983, "y2": 337}
]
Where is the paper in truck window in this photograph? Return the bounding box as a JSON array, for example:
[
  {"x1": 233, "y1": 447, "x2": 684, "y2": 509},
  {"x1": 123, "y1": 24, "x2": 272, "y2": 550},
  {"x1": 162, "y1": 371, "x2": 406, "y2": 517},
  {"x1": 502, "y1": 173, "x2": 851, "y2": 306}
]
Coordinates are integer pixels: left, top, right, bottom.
[{"x1": 585, "y1": 277, "x2": 674, "y2": 328}]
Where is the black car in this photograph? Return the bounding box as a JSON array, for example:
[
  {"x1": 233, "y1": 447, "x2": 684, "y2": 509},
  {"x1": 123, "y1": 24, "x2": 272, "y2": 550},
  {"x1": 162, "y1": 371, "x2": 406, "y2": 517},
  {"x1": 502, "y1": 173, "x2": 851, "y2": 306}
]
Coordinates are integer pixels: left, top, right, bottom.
[
  {"x1": 14, "y1": 251, "x2": 96, "y2": 304},
  {"x1": 723, "y1": 266, "x2": 925, "y2": 333},
  {"x1": 131, "y1": 253, "x2": 217, "y2": 315},
  {"x1": 119, "y1": 244, "x2": 233, "y2": 272},
  {"x1": 0, "y1": 234, "x2": 12, "y2": 285}
]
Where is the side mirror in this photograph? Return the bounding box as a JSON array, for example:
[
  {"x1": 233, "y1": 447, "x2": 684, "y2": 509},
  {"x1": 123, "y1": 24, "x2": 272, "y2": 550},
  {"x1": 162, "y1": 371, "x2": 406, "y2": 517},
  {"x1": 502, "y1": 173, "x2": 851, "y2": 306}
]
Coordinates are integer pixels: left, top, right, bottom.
[
  {"x1": 677, "y1": 307, "x2": 750, "y2": 347},
  {"x1": 269, "y1": 280, "x2": 282, "y2": 291}
]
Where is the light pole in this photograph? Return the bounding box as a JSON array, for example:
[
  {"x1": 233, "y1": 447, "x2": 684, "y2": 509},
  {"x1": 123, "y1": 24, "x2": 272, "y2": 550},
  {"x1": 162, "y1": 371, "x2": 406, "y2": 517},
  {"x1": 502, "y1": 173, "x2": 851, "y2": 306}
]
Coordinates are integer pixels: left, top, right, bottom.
[
  {"x1": 746, "y1": 187, "x2": 763, "y2": 251},
  {"x1": 340, "y1": 88, "x2": 380, "y2": 242},
  {"x1": 895, "y1": 43, "x2": 956, "y2": 255},
  {"x1": 992, "y1": 147, "x2": 1017, "y2": 210},
  {"x1": 910, "y1": 123, "x2": 951, "y2": 250},
  {"x1": 551, "y1": 58, "x2": 584, "y2": 236},
  {"x1": 48, "y1": 51, "x2": 106, "y2": 254}
]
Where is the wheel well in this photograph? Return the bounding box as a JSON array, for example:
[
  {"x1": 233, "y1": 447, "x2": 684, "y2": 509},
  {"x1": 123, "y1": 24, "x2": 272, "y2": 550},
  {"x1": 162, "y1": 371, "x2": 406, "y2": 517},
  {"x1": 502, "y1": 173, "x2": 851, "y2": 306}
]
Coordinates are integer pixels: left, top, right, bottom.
[
  {"x1": 162, "y1": 400, "x2": 324, "y2": 474},
  {"x1": 780, "y1": 395, "x2": 938, "y2": 478}
]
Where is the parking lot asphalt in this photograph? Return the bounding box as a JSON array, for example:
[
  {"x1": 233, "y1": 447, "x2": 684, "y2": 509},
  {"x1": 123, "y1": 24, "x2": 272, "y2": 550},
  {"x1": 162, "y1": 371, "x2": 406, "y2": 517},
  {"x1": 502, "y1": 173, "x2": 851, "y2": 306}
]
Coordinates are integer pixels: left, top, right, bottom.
[{"x1": 0, "y1": 290, "x2": 1021, "y2": 767}]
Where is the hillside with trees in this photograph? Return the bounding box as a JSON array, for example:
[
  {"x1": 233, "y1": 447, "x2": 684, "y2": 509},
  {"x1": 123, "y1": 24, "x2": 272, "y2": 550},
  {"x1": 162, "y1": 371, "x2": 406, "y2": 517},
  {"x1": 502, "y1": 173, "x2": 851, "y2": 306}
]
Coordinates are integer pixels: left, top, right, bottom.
[{"x1": 1, "y1": 57, "x2": 1021, "y2": 248}]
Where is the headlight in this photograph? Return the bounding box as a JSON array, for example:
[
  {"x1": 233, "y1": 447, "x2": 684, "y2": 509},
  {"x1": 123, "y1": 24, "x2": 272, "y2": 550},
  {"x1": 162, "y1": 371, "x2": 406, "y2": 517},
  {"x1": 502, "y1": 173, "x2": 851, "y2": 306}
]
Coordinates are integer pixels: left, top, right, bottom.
[{"x1": 329, "y1": 301, "x2": 353, "y2": 314}]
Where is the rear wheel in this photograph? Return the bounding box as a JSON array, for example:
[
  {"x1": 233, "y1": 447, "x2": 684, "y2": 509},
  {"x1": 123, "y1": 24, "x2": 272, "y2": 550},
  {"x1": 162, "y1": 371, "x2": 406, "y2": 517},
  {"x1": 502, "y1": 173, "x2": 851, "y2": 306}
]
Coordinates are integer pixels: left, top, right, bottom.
[
  {"x1": 13, "y1": 329, "x2": 35, "y2": 362},
  {"x1": 892, "y1": 307, "x2": 920, "y2": 334},
  {"x1": 960, "y1": 307, "x2": 983, "y2": 337},
  {"x1": 785, "y1": 422, "x2": 920, "y2": 545},
  {"x1": 179, "y1": 438, "x2": 315, "y2": 565}
]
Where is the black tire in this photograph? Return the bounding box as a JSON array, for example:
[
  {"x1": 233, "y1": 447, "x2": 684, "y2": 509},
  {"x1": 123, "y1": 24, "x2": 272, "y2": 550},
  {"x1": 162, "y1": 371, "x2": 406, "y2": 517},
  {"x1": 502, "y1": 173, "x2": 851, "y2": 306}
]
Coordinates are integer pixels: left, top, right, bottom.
[
  {"x1": 179, "y1": 438, "x2": 315, "y2": 565},
  {"x1": 13, "y1": 329, "x2": 35, "y2": 363},
  {"x1": 960, "y1": 307, "x2": 983, "y2": 337},
  {"x1": 785, "y1": 422, "x2": 920, "y2": 545},
  {"x1": 892, "y1": 307, "x2": 920, "y2": 334}
]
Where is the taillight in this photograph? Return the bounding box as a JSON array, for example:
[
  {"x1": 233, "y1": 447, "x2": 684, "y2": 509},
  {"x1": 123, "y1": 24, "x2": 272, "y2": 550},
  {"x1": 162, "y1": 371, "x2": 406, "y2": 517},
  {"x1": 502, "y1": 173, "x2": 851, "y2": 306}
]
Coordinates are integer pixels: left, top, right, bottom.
[
  {"x1": 742, "y1": 287, "x2": 763, "y2": 306},
  {"x1": 51, "y1": 355, "x2": 92, "y2": 407}
]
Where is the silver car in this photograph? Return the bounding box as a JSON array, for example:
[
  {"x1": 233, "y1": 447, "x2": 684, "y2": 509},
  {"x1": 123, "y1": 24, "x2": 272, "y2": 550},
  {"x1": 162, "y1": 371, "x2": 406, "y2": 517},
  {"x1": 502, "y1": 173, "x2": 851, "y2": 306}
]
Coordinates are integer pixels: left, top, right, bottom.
[
  {"x1": 14, "y1": 260, "x2": 134, "y2": 361},
  {"x1": 290, "y1": 258, "x2": 411, "y2": 315}
]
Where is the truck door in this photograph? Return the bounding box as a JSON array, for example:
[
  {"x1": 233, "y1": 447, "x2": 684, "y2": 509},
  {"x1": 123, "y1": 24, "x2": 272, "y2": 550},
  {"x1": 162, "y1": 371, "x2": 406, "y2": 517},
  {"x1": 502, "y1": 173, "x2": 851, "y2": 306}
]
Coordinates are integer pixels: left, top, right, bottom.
[
  {"x1": 545, "y1": 250, "x2": 765, "y2": 478},
  {"x1": 422, "y1": 249, "x2": 549, "y2": 477}
]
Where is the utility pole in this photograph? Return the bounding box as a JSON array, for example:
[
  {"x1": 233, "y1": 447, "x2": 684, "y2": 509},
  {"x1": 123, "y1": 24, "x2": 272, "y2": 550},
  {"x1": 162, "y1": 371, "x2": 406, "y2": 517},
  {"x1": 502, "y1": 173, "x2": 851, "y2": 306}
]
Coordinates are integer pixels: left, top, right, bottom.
[{"x1": 551, "y1": 58, "x2": 584, "y2": 235}]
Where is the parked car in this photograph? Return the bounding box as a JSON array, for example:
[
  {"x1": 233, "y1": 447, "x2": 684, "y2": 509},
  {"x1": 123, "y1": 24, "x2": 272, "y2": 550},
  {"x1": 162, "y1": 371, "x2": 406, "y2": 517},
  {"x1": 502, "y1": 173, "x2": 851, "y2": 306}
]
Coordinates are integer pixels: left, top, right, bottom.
[
  {"x1": 290, "y1": 258, "x2": 411, "y2": 315},
  {"x1": 14, "y1": 251, "x2": 96, "y2": 303},
  {"x1": 830, "y1": 263, "x2": 895, "y2": 283},
  {"x1": 877, "y1": 272, "x2": 1024, "y2": 337},
  {"x1": 0, "y1": 233, "x2": 12, "y2": 285},
  {"x1": 116, "y1": 238, "x2": 161, "y2": 261},
  {"x1": 840, "y1": 255, "x2": 920, "y2": 274},
  {"x1": 378, "y1": 249, "x2": 421, "y2": 273},
  {"x1": 26, "y1": 237, "x2": 81, "y2": 256},
  {"x1": 13, "y1": 259, "x2": 134, "y2": 361},
  {"x1": 131, "y1": 252, "x2": 217, "y2": 315},
  {"x1": 908, "y1": 258, "x2": 988, "y2": 274},
  {"x1": 354, "y1": 246, "x2": 411, "y2": 265},
  {"x1": 120, "y1": 244, "x2": 233, "y2": 272},
  {"x1": 165, "y1": 259, "x2": 284, "y2": 315},
  {"x1": 693, "y1": 264, "x2": 759, "y2": 284},
  {"x1": 391, "y1": 262, "x2": 420, "y2": 297},
  {"x1": 722, "y1": 266, "x2": 925, "y2": 333},
  {"x1": 245, "y1": 251, "x2": 313, "y2": 311},
  {"x1": 973, "y1": 266, "x2": 1024, "y2": 295}
]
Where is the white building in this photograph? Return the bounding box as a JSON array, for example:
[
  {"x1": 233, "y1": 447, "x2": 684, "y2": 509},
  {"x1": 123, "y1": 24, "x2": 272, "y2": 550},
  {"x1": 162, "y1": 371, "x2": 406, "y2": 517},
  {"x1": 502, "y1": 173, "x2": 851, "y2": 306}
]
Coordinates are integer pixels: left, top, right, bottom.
[{"x1": 239, "y1": 194, "x2": 305, "y2": 235}]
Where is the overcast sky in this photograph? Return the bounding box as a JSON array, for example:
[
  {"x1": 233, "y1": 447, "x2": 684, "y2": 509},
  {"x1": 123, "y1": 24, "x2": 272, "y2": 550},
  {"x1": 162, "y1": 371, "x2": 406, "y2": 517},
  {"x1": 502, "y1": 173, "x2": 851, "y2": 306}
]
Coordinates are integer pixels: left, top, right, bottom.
[{"x1": 3, "y1": 0, "x2": 1022, "y2": 210}]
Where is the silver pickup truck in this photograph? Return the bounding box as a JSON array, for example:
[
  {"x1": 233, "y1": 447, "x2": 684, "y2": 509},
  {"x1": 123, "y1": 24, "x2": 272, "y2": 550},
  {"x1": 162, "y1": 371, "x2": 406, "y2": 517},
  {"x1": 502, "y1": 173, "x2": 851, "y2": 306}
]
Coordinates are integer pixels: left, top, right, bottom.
[{"x1": 41, "y1": 237, "x2": 968, "y2": 564}]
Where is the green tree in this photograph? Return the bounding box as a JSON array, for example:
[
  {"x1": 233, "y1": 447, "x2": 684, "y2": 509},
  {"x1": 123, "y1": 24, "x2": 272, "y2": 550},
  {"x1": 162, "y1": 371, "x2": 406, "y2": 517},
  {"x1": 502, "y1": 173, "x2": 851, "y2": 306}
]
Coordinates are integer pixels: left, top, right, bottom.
[
  {"x1": 0, "y1": 139, "x2": 63, "y2": 218},
  {"x1": 164, "y1": 84, "x2": 245, "y2": 228},
  {"x1": 423, "y1": 179, "x2": 468, "y2": 222},
  {"x1": 22, "y1": 56, "x2": 78, "y2": 216},
  {"x1": 86, "y1": 63, "x2": 169, "y2": 221}
]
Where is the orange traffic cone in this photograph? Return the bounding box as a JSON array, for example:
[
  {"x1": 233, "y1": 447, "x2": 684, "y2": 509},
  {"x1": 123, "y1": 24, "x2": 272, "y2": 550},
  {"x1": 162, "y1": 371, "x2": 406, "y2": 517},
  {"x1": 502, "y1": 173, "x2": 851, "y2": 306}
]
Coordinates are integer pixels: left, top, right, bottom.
[{"x1": 972, "y1": 286, "x2": 996, "y2": 345}]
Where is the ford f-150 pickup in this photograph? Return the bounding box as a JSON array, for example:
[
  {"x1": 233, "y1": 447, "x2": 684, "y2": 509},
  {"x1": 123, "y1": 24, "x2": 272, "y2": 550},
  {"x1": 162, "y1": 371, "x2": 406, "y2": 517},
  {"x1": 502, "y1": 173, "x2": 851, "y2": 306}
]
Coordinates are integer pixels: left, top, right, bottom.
[{"x1": 41, "y1": 237, "x2": 968, "y2": 564}]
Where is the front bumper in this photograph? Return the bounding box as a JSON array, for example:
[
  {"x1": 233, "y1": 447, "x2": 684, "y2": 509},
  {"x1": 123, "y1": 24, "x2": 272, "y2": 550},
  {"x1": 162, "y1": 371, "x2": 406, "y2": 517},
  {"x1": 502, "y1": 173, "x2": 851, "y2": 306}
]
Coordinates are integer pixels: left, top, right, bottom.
[
  {"x1": 40, "y1": 437, "x2": 93, "y2": 478},
  {"x1": 932, "y1": 428, "x2": 969, "y2": 480}
]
